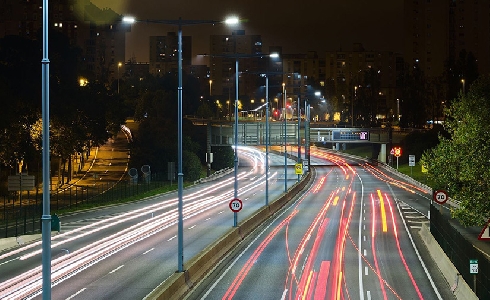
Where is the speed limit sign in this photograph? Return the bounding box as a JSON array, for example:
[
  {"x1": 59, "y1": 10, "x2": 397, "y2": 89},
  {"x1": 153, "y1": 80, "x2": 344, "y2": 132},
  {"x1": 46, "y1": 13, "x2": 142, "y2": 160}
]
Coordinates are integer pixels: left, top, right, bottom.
[
  {"x1": 229, "y1": 198, "x2": 243, "y2": 212},
  {"x1": 433, "y1": 190, "x2": 448, "y2": 204}
]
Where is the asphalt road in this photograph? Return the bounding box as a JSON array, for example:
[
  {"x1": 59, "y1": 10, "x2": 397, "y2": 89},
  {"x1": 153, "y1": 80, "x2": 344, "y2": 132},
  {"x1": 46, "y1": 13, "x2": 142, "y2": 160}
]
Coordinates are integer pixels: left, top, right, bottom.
[
  {"x1": 0, "y1": 147, "x2": 299, "y2": 300},
  {"x1": 191, "y1": 148, "x2": 456, "y2": 300}
]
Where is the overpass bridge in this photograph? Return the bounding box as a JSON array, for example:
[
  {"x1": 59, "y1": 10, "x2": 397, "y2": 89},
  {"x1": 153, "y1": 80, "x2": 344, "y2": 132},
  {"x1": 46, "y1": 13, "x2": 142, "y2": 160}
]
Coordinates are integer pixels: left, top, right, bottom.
[{"x1": 192, "y1": 119, "x2": 405, "y2": 164}]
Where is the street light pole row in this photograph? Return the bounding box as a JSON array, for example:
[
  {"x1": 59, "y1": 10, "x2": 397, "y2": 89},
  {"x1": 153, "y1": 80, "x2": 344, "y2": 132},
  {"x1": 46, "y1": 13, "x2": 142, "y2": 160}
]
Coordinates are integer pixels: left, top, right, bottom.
[{"x1": 123, "y1": 15, "x2": 239, "y2": 272}]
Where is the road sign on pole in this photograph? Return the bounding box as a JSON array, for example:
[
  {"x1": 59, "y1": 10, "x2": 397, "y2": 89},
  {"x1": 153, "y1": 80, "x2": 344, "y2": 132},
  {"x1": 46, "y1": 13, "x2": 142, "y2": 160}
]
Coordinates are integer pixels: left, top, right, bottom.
[
  {"x1": 470, "y1": 259, "x2": 478, "y2": 274},
  {"x1": 8, "y1": 174, "x2": 35, "y2": 191},
  {"x1": 433, "y1": 189, "x2": 448, "y2": 204},
  {"x1": 302, "y1": 160, "x2": 308, "y2": 172},
  {"x1": 478, "y1": 219, "x2": 490, "y2": 240},
  {"x1": 229, "y1": 198, "x2": 242, "y2": 213},
  {"x1": 409, "y1": 155, "x2": 415, "y2": 167},
  {"x1": 295, "y1": 163, "x2": 303, "y2": 175}
]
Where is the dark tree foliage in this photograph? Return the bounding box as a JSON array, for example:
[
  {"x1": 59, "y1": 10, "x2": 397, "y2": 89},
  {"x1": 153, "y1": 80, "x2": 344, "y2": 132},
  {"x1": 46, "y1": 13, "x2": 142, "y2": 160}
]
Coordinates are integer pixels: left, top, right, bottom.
[
  {"x1": 401, "y1": 125, "x2": 448, "y2": 162},
  {"x1": 211, "y1": 146, "x2": 234, "y2": 170},
  {"x1": 129, "y1": 80, "x2": 209, "y2": 180},
  {"x1": 444, "y1": 50, "x2": 479, "y2": 105},
  {"x1": 354, "y1": 68, "x2": 381, "y2": 127},
  {"x1": 398, "y1": 65, "x2": 429, "y2": 128},
  {"x1": 0, "y1": 31, "x2": 128, "y2": 187},
  {"x1": 421, "y1": 75, "x2": 490, "y2": 226}
]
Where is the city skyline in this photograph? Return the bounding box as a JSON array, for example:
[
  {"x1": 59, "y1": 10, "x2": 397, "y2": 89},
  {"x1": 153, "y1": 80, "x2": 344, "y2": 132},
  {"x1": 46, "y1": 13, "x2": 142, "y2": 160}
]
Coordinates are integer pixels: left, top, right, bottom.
[{"x1": 91, "y1": 0, "x2": 404, "y2": 63}]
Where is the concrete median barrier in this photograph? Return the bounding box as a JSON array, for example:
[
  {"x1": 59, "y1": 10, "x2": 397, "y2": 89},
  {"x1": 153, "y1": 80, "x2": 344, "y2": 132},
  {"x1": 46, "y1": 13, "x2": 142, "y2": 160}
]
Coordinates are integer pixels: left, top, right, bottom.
[{"x1": 145, "y1": 170, "x2": 313, "y2": 300}]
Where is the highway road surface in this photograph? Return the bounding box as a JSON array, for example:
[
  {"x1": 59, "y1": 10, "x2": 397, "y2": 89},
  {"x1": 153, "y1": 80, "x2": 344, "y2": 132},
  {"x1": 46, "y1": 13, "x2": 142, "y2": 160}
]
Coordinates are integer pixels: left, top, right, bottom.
[
  {"x1": 0, "y1": 146, "x2": 298, "y2": 300},
  {"x1": 192, "y1": 148, "x2": 456, "y2": 300}
]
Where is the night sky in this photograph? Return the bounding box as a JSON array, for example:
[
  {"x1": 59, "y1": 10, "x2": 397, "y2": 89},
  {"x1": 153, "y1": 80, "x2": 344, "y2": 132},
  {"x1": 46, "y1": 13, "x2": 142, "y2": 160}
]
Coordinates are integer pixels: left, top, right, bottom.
[{"x1": 91, "y1": 0, "x2": 404, "y2": 64}]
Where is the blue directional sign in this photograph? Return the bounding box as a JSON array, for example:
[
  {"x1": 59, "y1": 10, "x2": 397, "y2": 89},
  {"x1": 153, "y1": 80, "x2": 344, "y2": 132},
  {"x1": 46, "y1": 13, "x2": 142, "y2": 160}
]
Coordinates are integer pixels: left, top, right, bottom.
[{"x1": 332, "y1": 130, "x2": 369, "y2": 141}]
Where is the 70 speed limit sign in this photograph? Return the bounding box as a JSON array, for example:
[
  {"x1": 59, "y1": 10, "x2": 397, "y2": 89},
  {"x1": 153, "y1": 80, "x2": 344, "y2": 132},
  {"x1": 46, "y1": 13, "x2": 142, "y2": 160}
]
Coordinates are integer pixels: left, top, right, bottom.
[
  {"x1": 229, "y1": 198, "x2": 243, "y2": 213},
  {"x1": 433, "y1": 190, "x2": 448, "y2": 204}
]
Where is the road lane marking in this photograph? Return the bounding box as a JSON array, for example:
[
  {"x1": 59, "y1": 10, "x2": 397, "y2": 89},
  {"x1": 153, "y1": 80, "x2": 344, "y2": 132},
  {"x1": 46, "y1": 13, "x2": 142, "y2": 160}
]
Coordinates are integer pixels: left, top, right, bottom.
[
  {"x1": 356, "y1": 172, "x2": 365, "y2": 300},
  {"x1": 367, "y1": 290, "x2": 371, "y2": 300},
  {"x1": 168, "y1": 235, "x2": 177, "y2": 241},
  {"x1": 205, "y1": 217, "x2": 211, "y2": 221},
  {"x1": 66, "y1": 288, "x2": 86, "y2": 300},
  {"x1": 109, "y1": 265, "x2": 124, "y2": 274},
  {"x1": 388, "y1": 184, "x2": 443, "y2": 300},
  {"x1": 143, "y1": 248, "x2": 154, "y2": 255},
  {"x1": 365, "y1": 266, "x2": 368, "y2": 275},
  {"x1": 188, "y1": 225, "x2": 196, "y2": 230},
  {"x1": 377, "y1": 190, "x2": 388, "y2": 232},
  {"x1": 281, "y1": 289, "x2": 288, "y2": 300},
  {"x1": 364, "y1": 249, "x2": 367, "y2": 256},
  {"x1": 0, "y1": 257, "x2": 20, "y2": 267}
]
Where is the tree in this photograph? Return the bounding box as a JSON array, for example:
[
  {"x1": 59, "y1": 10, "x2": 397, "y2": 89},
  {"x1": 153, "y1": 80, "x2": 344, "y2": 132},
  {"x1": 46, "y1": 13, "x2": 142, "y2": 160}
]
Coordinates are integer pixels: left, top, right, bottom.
[
  {"x1": 196, "y1": 102, "x2": 214, "y2": 119},
  {"x1": 421, "y1": 75, "x2": 490, "y2": 226},
  {"x1": 211, "y1": 146, "x2": 234, "y2": 170},
  {"x1": 398, "y1": 64, "x2": 429, "y2": 127}
]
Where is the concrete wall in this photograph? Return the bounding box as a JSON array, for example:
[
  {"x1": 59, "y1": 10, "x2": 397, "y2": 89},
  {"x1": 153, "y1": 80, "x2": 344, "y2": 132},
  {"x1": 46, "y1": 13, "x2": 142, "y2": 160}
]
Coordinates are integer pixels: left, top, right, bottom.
[{"x1": 419, "y1": 221, "x2": 478, "y2": 299}]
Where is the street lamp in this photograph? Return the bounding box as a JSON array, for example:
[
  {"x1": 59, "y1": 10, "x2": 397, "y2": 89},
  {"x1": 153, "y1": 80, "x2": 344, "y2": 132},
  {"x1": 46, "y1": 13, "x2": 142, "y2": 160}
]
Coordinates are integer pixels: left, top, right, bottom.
[
  {"x1": 123, "y1": 15, "x2": 238, "y2": 273},
  {"x1": 353, "y1": 86, "x2": 357, "y2": 126},
  {"x1": 117, "y1": 62, "x2": 122, "y2": 94},
  {"x1": 397, "y1": 98, "x2": 400, "y2": 122},
  {"x1": 461, "y1": 78, "x2": 465, "y2": 93},
  {"x1": 41, "y1": 0, "x2": 52, "y2": 298},
  {"x1": 203, "y1": 51, "x2": 278, "y2": 223},
  {"x1": 282, "y1": 82, "x2": 287, "y2": 192},
  {"x1": 209, "y1": 79, "x2": 212, "y2": 96}
]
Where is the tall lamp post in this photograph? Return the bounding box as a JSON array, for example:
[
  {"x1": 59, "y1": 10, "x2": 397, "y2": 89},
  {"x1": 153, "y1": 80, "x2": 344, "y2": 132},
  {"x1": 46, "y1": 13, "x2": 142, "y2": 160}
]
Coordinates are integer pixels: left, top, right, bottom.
[
  {"x1": 123, "y1": 15, "x2": 238, "y2": 273},
  {"x1": 282, "y1": 83, "x2": 287, "y2": 192},
  {"x1": 41, "y1": 0, "x2": 51, "y2": 298},
  {"x1": 260, "y1": 52, "x2": 279, "y2": 206},
  {"x1": 352, "y1": 86, "x2": 357, "y2": 126},
  {"x1": 117, "y1": 62, "x2": 122, "y2": 94},
  {"x1": 204, "y1": 52, "x2": 277, "y2": 220}
]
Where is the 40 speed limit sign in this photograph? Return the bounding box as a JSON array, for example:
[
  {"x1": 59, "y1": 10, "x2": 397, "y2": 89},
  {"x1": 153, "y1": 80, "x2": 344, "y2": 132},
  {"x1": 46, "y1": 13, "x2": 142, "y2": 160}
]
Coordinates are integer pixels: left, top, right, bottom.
[
  {"x1": 433, "y1": 190, "x2": 448, "y2": 204},
  {"x1": 229, "y1": 198, "x2": 243, "y2": 213}
]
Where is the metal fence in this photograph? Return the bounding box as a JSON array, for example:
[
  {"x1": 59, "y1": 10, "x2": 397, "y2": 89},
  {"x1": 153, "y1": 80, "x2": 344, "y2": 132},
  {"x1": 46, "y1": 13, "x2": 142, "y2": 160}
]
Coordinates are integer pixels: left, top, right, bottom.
[
  {"x1": 430, "y1": 204, "x2": 490, "y2": 298},
  {"x1": 1, "y1": 173, "x2": 169, "y2": 238}
]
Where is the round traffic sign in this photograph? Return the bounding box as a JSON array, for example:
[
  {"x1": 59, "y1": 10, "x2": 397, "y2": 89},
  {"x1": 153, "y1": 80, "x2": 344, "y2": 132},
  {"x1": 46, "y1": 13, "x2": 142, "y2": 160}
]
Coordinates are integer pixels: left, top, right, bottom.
[
  {"x1": 229, "y1": 198, "x2": 243, "y2": 213},
  {"x1": 433, "y1": 189, "x2": 448, "y2": 204}
]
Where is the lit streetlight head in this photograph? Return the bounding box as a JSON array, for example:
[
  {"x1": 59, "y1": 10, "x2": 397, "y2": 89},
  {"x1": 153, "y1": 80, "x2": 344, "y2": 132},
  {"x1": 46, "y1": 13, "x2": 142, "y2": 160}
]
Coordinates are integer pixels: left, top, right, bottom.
[
  {"x1": 122, "y1": 16, "x2": 136, "y2": 24},
  {"x1": 270, "y1": 52, "x2": 279, "y2": 58},
  {"x1": 225, "y1": 17, "x2": 240, "y2": 25}
]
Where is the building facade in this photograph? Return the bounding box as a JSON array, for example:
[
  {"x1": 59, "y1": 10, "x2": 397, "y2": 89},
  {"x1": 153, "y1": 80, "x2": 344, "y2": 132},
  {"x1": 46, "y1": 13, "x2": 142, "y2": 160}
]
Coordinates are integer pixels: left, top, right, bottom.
[
  {"x1": 0, "y1": 0, "x2": 127, "y2": 85},
  {"x1": 404, "y1": 0, "x2": 490, "y2": 78},
  {"x1": 149, "y1": 32, "x2": 192, "y2": 76},
  {"x1": 209, "y1": 30, "x2": 263, "y2": 104},
  {"x1": 324, "y1": 43, "x2": 403, "y2": 123}
]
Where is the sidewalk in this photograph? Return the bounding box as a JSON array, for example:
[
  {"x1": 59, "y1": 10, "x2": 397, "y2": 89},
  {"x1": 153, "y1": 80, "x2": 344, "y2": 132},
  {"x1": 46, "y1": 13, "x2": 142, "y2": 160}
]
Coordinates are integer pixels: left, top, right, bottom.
[{"x1": 54, "y1": 121, "x2": 136, "y2": 192}]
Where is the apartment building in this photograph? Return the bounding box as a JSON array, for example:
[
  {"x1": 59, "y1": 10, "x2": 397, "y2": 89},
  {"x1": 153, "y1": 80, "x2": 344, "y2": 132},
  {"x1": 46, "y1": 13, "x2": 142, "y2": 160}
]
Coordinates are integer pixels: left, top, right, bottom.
[
  {"x1": 209, "y1": 30, "x2": 263, "y2": 102},
  {"x1": 0, "y1": 0, "x2": 127, "y2": 85},
  {"x1": 404, "y1": 0, "x2": 490, "y2": 78},
  {"x1": 149, "y1": 32, "x2": 192, "y2": 76}
]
